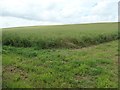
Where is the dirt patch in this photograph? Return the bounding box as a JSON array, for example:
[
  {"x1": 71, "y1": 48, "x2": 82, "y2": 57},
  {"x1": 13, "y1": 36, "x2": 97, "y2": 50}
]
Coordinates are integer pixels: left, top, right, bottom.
[{"x1": 3, "y1": 66, "x2": 28, "y2": 80}]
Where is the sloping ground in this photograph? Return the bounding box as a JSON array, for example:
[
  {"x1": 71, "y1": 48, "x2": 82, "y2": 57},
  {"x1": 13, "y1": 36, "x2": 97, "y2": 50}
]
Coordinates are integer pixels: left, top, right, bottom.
[
  {"x1": 2, "y1": 23, "x2": 118, "y2": 49},
  {"x1": 2, "y1": 40, "x2": 118, "y2": 88}
]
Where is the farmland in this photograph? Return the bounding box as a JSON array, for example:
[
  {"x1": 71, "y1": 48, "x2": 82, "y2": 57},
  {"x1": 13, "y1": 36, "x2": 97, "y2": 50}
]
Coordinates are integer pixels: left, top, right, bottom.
[
  {"x1": 2, "y1": 22, "x2": 119, "y2": 88},
  {"x1": 2, "y1": 23, "x2": 118, "y2": 49}
]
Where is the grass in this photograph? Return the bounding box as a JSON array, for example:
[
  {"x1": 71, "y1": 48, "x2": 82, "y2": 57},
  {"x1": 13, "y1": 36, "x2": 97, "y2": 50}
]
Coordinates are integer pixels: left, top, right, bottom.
[
  {"x1": 2, "y1": 22, "x2": 118, "y2": 49},
  {"x1": 2, "y1": 40, "x2": 118, "y2": 88},
  {"x1": 2, "y1": 22, "x2": 118, "y2": 88}
]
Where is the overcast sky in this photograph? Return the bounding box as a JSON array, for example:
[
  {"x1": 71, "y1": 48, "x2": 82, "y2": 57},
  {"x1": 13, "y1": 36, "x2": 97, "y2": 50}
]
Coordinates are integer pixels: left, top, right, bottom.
[{"x1": 0, "y1": 0, "x2": 119, "y2": 28}]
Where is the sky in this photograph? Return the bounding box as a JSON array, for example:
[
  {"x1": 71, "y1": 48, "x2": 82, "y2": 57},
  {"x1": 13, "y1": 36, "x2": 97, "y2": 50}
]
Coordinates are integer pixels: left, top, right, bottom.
[{"x1": 0, "y1": 0, "x2": 119, "y2": 28}]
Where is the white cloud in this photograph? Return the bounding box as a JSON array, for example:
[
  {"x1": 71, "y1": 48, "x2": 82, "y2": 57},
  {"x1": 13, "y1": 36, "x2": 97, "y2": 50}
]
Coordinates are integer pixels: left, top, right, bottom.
[
  {"x1": 0, "y1": 16, "x2": 63, "y2": 28},
  {"x1": 0, "y1": 0, "x2": 119, "y2": 28}
]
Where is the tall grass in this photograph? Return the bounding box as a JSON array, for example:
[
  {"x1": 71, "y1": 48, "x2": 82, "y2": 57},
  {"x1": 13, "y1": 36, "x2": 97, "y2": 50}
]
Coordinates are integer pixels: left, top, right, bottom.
[{"x1": 2, "y1": 22, "x2": 118, "y2": 49}]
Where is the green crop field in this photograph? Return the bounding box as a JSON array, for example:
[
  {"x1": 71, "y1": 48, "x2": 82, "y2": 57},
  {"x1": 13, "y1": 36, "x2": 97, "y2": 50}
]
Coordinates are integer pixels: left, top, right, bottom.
[
  {"x1": 2, "y1": 23, "x2": 118, "y2": 49},
  {"x1": 2, "y1": 22, "x2": 119, "y2": 88}
]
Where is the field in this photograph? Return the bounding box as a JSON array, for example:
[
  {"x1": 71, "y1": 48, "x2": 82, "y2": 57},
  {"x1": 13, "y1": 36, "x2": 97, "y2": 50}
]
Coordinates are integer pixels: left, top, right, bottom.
[
  {"x1": 2, "y1": 22, "x2": 119, "y2": 88},
  {"x1": 2, "y1": 23, "x2": 118, "y2": 49}
]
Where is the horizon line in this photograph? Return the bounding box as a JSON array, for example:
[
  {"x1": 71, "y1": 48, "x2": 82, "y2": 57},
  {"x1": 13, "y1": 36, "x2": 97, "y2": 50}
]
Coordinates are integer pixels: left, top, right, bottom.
[{"x1": 1, "y1": 21, "x2": 118, "y2": 29}]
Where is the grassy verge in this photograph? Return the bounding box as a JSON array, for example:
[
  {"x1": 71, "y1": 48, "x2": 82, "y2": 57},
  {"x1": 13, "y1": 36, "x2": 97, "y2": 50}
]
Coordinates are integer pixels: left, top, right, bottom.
[{"x1": 2, "y1": 40, "x2": 118, "y2": 88}]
